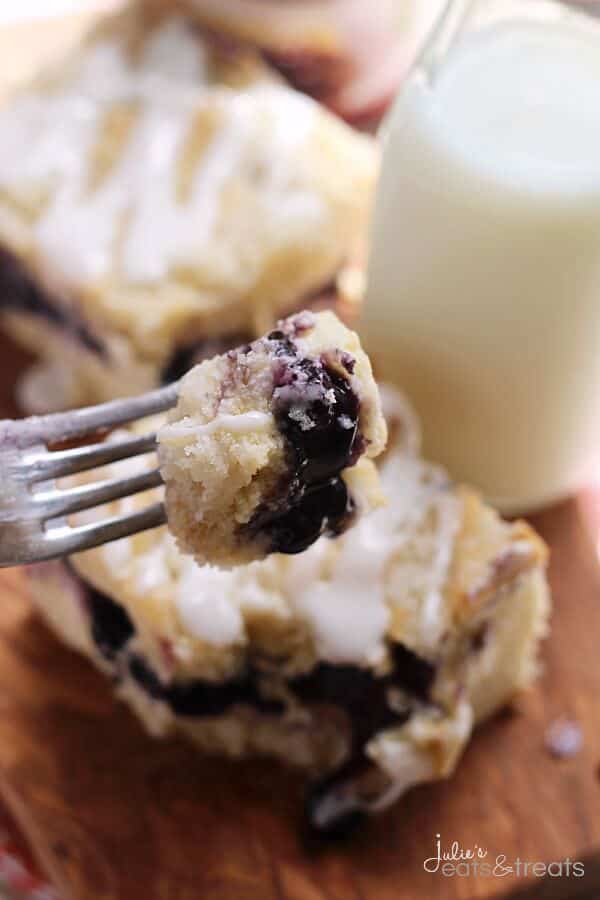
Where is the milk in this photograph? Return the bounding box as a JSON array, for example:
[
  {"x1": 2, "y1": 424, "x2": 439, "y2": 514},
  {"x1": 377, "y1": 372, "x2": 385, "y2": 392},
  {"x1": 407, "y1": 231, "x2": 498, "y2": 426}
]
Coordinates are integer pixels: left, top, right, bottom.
[{"x1": 364, "y1": 2, "x2": 600, "y2": 512}]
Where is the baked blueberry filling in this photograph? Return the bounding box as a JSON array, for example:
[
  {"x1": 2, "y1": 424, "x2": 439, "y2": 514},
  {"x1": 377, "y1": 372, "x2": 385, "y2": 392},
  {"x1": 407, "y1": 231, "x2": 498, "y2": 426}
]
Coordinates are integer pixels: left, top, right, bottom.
[
  {"x1": 86, "y1": 587, "x2": 135, "y2": 661},
  {"x1": 301, "y1": 648, "x2": 436, "y2": 837},
  {"x1": 292, "y1": 661, "x2": 405, "y2": 749},
  {"x1": 0, "y1": 246, "x2": 105, "y2": 355},
  {"x1": 83, "y1": 581, "x2": 435, "y2": 734},
  {"x1": 256, "y1": 477, "x2": 352, "y2": 556},
  {"x1": 243, "y1": 328, "x2": 364, "y2": 554},
  {"x1": 128, "y1": 654, "x2": 284, "y2": 718},
  {"x1": 81, "y1": 576, "x2": 435, "y2": 835},
  {"x1": 390, "y1": 643, "x2": 436, "y2": 703},
  {"x1": 273, "y1": 355, "x2": 361, "y2": 482}
]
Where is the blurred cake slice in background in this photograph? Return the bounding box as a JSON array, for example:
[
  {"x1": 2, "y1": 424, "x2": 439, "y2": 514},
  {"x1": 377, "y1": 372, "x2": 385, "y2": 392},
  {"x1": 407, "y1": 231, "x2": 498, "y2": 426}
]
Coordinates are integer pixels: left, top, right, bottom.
[
  {"x1": 0, "y1": 0, "x2": 377, "y2": 412},
  {"x1": 28, "y1": 386, "x2": 550, "y2": 834}
]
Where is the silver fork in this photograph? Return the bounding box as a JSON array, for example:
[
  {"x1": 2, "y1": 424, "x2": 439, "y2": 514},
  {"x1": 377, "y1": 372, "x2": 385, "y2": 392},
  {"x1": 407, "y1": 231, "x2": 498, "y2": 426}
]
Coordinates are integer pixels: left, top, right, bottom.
[{"x1": 0, "y1": 382, "x2": 179, "y2": 567}]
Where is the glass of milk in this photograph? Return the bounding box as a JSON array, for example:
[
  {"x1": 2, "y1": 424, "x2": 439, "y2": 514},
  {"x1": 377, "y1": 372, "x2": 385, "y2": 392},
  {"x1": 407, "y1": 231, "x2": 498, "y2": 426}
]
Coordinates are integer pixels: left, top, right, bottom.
[{"x1": 364, "y1": 0, "x2": 600, "y2": 513}]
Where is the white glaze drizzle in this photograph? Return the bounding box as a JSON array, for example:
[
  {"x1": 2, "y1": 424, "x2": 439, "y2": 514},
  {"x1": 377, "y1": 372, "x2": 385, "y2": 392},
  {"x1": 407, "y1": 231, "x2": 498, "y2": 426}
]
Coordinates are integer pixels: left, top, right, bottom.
[
  {"x1": 0, "y1": 20, "x2": 321, "y2": 286},
  {"x1": 159, "y1": 411, "x2": 274, "y2": 443},
  {"x1": 126, "y1": 438, "x2": 460, "y2": 658},
  {"x1": 285, "y1": 449, "x2": 460, "y2": 665}
]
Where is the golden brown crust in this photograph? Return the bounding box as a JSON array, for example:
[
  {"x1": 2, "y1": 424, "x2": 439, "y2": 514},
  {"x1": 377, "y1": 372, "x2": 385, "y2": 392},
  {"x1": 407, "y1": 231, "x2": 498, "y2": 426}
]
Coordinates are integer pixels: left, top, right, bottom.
[{"x1": 448, "y1": 487, "x2": 548, "y2": 627}]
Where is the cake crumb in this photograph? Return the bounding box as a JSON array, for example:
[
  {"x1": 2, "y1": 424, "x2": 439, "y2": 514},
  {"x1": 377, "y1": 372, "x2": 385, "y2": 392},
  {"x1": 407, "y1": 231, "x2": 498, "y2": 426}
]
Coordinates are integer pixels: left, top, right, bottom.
[{"x1": 544, "y1": 718, "x2": 583, "y2": 759}]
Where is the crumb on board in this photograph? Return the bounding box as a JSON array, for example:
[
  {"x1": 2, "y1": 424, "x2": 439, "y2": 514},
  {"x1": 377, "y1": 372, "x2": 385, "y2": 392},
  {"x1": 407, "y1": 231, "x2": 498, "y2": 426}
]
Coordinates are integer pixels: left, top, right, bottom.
[{"x1": 544, "y1": 718, "x2": 583, "y2": 759}]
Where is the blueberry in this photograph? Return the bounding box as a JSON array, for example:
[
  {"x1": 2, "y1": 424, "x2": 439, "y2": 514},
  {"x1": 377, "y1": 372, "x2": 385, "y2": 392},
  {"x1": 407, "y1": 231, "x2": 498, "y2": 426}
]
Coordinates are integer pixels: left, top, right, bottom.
[
  {"x1": 291, "y1": 660, "x2": 407, "y2": 749},
  {"x1": 245, "y1": 338, "x2": 363, "y2": 553},
  {"x1": 87, "y1": 589, "x2": 135, "y2": 660},
  {"x1": 128, "y1": 653, "x2": 164, "y2": 698},
  {"x1": 128, "y1": 655, "x2": 283, "y2": 718},
  {"x1": 390, "y1": 643, "x2": 436, "y2": 703},
  {"x1": 273, "y1": 359, "x2": 360, "y2": 484},
  {"x1": 0, "y1": 246, "x2": 104, "y2": 355},
  {"x1": 165, "y1": 674, "x2": 283, "y2": 718},
  {"x1": 263, "y1": 477, "x2": 352, "y2": 555}
]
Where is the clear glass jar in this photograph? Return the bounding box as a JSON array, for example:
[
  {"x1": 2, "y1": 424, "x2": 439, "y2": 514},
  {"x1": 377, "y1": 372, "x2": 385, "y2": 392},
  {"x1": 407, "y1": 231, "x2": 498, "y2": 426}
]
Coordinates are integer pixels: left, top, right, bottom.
[{"x1": 363, "y1": 0, "x2": 600, "y2": 513}]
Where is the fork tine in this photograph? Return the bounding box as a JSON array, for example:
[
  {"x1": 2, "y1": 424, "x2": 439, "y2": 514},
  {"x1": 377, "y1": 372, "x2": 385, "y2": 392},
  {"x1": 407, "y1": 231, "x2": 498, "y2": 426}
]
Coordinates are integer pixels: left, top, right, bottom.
[
  {"x1": 34, "y1": 469, "x2": 164, "y2": 521},
  {"x1": 38, "y1": 503, "x2": 168, "y2": 561},
  {"x1": 23, "y1": 432, "x2": 157, "y2": 483},
  {"x1": 3, "y1": 381, "x2": 179, "y2": 450}
]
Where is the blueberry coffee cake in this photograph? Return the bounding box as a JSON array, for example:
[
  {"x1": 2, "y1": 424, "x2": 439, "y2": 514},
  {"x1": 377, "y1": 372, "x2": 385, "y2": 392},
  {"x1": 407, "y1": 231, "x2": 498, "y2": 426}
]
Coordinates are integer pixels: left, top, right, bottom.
[
  {"x1": 28, "y1": 389, "x2": 550, "y2": 833},
  {"x1": 158, "y1": 311, "x2": 386, "y2": 566},
  {"x1": 0, "y1": 1, "x2": 377, "y2": 412}
]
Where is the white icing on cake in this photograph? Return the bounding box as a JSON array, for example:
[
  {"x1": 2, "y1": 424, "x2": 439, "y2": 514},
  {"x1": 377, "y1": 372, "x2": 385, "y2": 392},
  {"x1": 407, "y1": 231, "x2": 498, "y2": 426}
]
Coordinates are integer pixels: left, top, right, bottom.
[
  {"x1": 160, "y1": 411, "x2": 275, "y2": 442},
  {"x1": 0, "y1": 20, "x2": 323, "y2": 287},
  {"x1": 74, "y1": 442, "x2": 460, "y2": 661},
  {"x1": 177, "y1": 562, "x2": 244, "y2": 645},
  {"x1": 286, "y1": 450, "x2": 460, "y2": 665}
]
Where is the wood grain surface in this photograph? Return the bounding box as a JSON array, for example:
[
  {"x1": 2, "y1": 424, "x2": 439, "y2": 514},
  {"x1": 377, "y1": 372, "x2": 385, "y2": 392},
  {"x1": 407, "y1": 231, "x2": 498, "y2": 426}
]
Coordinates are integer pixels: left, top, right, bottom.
[{"x1": 1, "y1": 324, "x2": 600, "y2": 900}]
